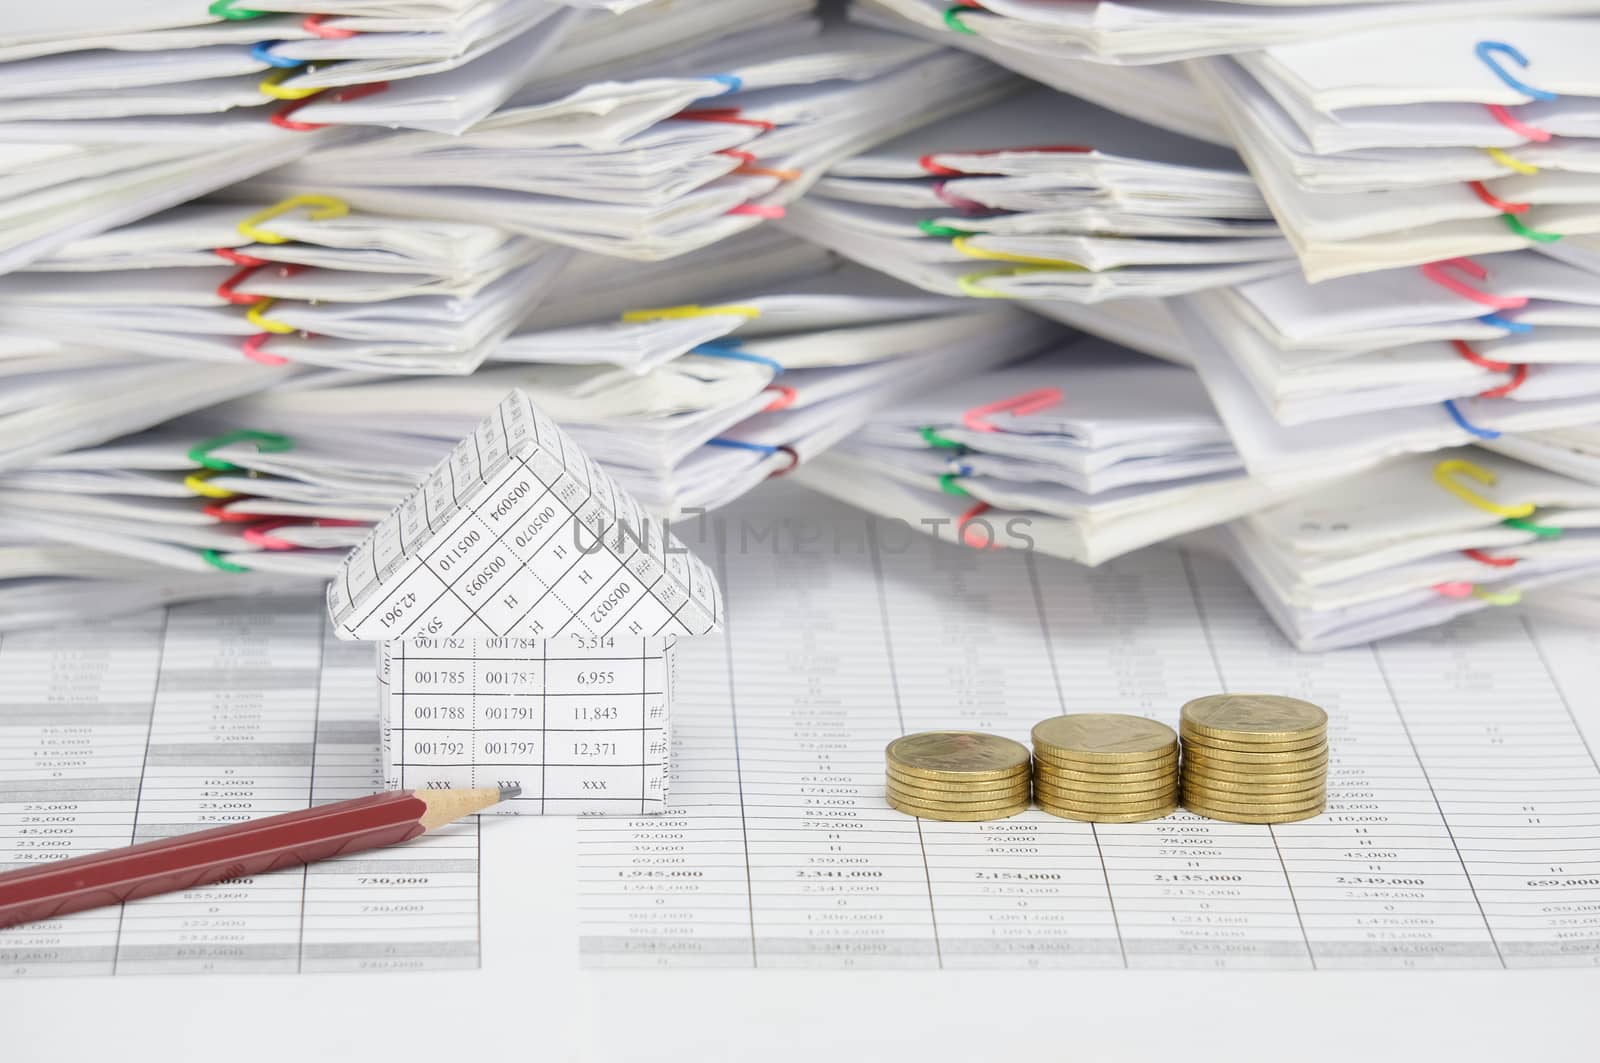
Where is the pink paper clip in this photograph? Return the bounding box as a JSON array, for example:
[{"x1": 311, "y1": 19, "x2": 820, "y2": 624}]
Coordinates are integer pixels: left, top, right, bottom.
[
  {"x1": 242, "y1": 332, "x2": 291, "y2": 366},
  {"x1": 1434, "y1": 581, "x2": 1476, "y2": 598},
  {"x1": 1420, "y1": 257, "x2": 1528, "y2": 310},
  {"x1": 303, "y1": 13, "x2": 357, "y2": 38},
  {"x1": 728, "y1": 204, "x2": 785, "y2": 219},
  {"x1": 961, "y1": 387, "x2": 1062, "y2": 433},
  {"x1": 763, "y1": 385, "x2": 797, "y2": 412},
  {"x1": 767, "y1": 445, "x2": 801, "y2": 479},
  {"x1": 243, "y1": 517, "x2": 364, "y2": 550},
  {"x1": 1485, "y1": 103, "x2": 1552, "y2": 142}
]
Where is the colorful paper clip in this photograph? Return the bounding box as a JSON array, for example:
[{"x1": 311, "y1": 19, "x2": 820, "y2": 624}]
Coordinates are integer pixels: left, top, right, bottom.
[
  {"x1": 728, "y1": 204, "x2": 786, "y2": 219},
  {"x1": 932, "y1": 180, "x2": 988, "y2": 214},
  {"x1": 955, "y1": 266, "x2": 1058, "y2": 299},
  {"x1": 673, "y1": 108, "x2": 775, "y2": 132},
  {"x1": 1453, "y1": 339, "x2": 1530, "y2": 397},
  {"x1": 951, "y1": 236, "x2": 1086, "y2": 270},
  {"x1": 1466, "y1": 180, "x2": 1529, "y2": 215},
  {"x1": 245, "y1": 298, "x2": 298, "y2": 335},
  {"x1": 1462, "y1": 548, "x2": 1518, "y2": 568},
  {"x1": 762, "y1": 386, "x2": 797, "y2": 412},
  {"x1": 1420, "y1": 257, "x2": 1526, "y2": 309},
  {"x1": 704, "y1": 439, "x2": 778, "y2": 455},
  {"x1": 1434, "y1": 581, "x2": 1475, "y2": 599},
  {"x1": 919, "y1": 426, "x2": 963, "y2": 450},
  {"x1": 303, "y1": 14, "x2": 357, "y2": 38},
  {"x1": 249, "y1": 41, "x2": 303, "y2": 69},
  {"x1": 1502, "y1": 516, "x2": 1562, "y2": 538},
  {"x1": 767, "y1": 446, "x2": 800, "y2": 478},
  {"x1": 957, "y1": 501, "x2": 1002, "y2": 551},
  {"x1": 1442, "y1": 399, "x2": 1501, "y2": 439},
  {"x1": 939, "y1": 473, "x2": 970, "y2": 498},
  {"x1": 622, "y1": 303, "x2": 761, "y2": 323},
  {"x1": 237, "y1": 194, "x2": 349, "y2": 245},
  {"x1": 919, "y1": 143, "x2": 1091, "y2": 178},
  {"x1": 942, "y1": 6, "x2": 976, "y2": 34},
  {"x1": 270, "y1": 82, "x2": 389, "y2": 131},
  {"x1": 1433, "y1": 458, "x2": 1535, "y2": 519},
  {"x1": 1471, "y1": 586, "x2": 1522, "y2": 606},
  {"x1": 188, "y1": 429, "x2": 293, "y2": 472},
  {"x1": 243, "y1": 517, "x2": 364, "y2": 551},
  {"x1": 259, "y1": 67, "x2": 324, "y2": 101},
  {"x1": 962, "y1": 387, "x2": 1062, "y2": 433},
  {"x1": 1483, "y1": 146, "x2": 1539, "y2": 175},
  {"x1": 1485, "y1": 104, "x2": 1552, "y2": 142},
  {"x1": 1501, "y1": 214, "x2": 1562, "y2": 242},
  {"x1": 200, "y1": 550, "x2": 251, "y2": 573},
  {"x1": 184, "y1": 470, "x2": 241, "y2": 499},
  {"x1": 1474, "y1": 42, "x2": 1557, "y2": 102},
  {"x1": 692, "y1": 343, "x2": 783, "y2": 375},
  {"x1": 242, "y1": 333, "x2": 291, "y2": 366},
  {"x1": 209, "y1": 0, "x2": 266, "y2": 20}
]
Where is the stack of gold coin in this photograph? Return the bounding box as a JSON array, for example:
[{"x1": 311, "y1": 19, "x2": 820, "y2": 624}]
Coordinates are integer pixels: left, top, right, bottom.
[
  {"x1": 1180, "y1": 694, "x2": 1329, "y2": 823},
  {"x1": 1031, "y1": 714, "x2": 1180, "y2": 822},
  {"x1": 885, "y1": 732, "x2": 1031, "y2": 821}
]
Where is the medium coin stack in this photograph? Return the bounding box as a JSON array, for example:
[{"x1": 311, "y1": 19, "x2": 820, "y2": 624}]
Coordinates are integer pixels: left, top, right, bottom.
[
  {"x1": 885, "y1": 731, "x2": 1032, "y2": 821},
  {"x1": 1180, "y1": 694, "x2": 1329, "y2": 823},
  {"x1": 1031, "y1": 714, "x2": 1180, "y2": 822}
]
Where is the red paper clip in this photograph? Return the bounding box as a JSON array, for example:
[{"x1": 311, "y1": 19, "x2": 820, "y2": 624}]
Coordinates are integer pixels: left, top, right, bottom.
[
  {"x1": 957, "y1": 501, "x2": 1002, "y2": 550},
  {"x1": 932, "y1": 179, "x2": 987, "y2": 215},
  {"x1": 202, "y1": 501, "x2": 265, "y2": 523},
  {"x1": 214, "y1": 247, "x2": 270, "y2": 267},
  {"x1": 217, "y1": 261, "x2": 308, "y2": 305},
  {"x1": 303, "y1": 13, "x2": 357, "y2": 38},
  {"x1": 1466, "y1": 180, "x2": 1529, "y2": 214},
  {"x1": 675, "y1": 108, "x2": 775, "y2": 132},
  {"x1": 962, "y1": 387, "x2": 1062, "y2": 433},
  {"x1": 271, "y1": 81, "x2": 389, "y2": 130},
  {"x1": 1450, "y1": 339, "x2": 1513, "y2": 372},
  {"x1": 1462, "y1": 548, "x2": 1518, "y2": 567},
  {"x1": 1478, "y1": 363, "x2": 1528, "y2": 398},
  {"x1": 919, "y1": 144, "x2": 1091, "y2": 177},
  {"x1": 1420, "y1": 257, "x2": 1528, "y2": 309},
  {"x1": 767, "y1": 445, "x2": 801, "y2": 479}
]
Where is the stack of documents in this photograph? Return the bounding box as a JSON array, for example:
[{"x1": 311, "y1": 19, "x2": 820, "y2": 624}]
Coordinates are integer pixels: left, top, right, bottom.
[
  {"x1": 243, "y1": 23, "x2": 1017, "y2": 259},
  {"x1": 793, "y1": 334, "x2": 1312, "y2": 565},
  {"x1": 1171, "y1": 253, "x2": 1600, "y2": 486},
  {"x1": 785, "y1": 84, "x2": 1291, "y2": 303},
  {"x1": 0, "y1": 271, "x2": 1050, "y2": 592},
  {"x1": 1222, "y1": 448, "x2": 1600, "y2": 648},
  {"x1": 1189, "y1": 18, "x2": 1600, "y2": 280},
  {"x1": 3, "y1": 0, "x2": 718, "y2": 275}
]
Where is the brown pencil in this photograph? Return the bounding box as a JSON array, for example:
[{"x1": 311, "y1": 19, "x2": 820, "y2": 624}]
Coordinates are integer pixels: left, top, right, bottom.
[{"x1": 0, "y1": 786, "x2": 517, "y2": 930}]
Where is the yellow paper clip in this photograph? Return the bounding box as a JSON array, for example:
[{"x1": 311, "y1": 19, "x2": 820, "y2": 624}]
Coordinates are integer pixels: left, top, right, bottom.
[
  {"x1": 184, "y1": 470, "x2": 239, "y2": 499},
  {"x1": 950, "y1": 236, "x2": 1087, "y2": 270},
  {"x1": 258, "y1": 68, "x2": 323, "y2": 101},
  {"x1": 1432, "y1": 458, "x2": 1536, "y2": 519},
  {"x1": 238, "y1": 194, "x2": 349, "y2": 245},
  {"x1": 621, "y1": 304, "x2": 762, "y2": 323},
  {"x1": 246, "y1": 298, "x2": 298, "y2": 335},
  {"x1": 1484, "y1": 147, "x2": 1539, "y2": 176},
  {"x1": 955, "y1": 266, "x2": 1067, "y2": 299},
  {"x1": 1471, "y1": 586, "x2": 1522, "y2": 606}
]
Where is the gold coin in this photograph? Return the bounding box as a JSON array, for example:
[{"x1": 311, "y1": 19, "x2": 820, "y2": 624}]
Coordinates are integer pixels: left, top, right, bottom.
[
  {"x1": 1181, "y1": 742, "x2": 1327, "y2": 768},
  {"x1": 1032, "y1": 714, "x2": 1179, "y2": 762},
  {"x1": 1179, "y1": 762, "x2": 1328, "y2": 786},
  {"x1": 1035, "y1": 800, "x2": 1178, "y2": 823},
  {"x1": 1179, "y1": 775, "x2": 1327, "y2": 798},
  {"x1": 885, "y1": 780, "x2": 1029, "y2": 806},
  {"x1": 1180, "y1": 791, "x2": 1326, "y2": 815},
  {"x1": 1181, "y1": 800, "x2": 1325, "y2": 824},
  {"x1": 886, "y1": 731, "x2": 1031, "y2": 781},
  {"x1": 885, "y1": 787, "x2": 1033, "y2": 813},
  {"x1": 1033, "y1": 772, "x2": 1178, "y2": 795},
  {"x1": 1179, "y1": 727, "x2": 1326, "y2": 754},
  {"x1": 885, "y1": 771, "x2": 1031, "y2": 798},
  {"x1": 1034, "y1": 746, "x2": 1178, "y2": 771},
  {"x1": 1030, "y1": 790, "x2": 1178, "y2": 814},
  {"x1": 1031, "y1": 760, "x2": 1179, "y2": 784},
  {"x1": 886, "y1": 794, "x2": 1029, "y2": 821},
  {"x1": 1180, "y1": 694, "x2": 1328, "y2": 743}
]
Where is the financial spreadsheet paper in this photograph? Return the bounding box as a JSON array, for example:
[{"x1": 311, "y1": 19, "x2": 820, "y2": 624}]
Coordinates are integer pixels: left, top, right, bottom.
[{"x1": 4, "y1": 491, "x2": 1600, "y2": 980}]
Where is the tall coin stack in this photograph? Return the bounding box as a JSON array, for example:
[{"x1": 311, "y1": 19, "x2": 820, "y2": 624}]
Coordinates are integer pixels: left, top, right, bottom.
[
  {"x1": 1031, "y1": 714, "x2": 1180, "y2": 822},
  {"x1": 1180, "y1": 694, "x2": 1329, "y2": 823},
  {"x1": 885, "y1": 732, "x2": 1032, "y2": 821}
]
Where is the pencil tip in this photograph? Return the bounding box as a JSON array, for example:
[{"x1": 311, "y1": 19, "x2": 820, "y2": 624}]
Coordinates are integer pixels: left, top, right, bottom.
[{"x1": 498, "y1": 783, "x2": 522, "y2": 801}]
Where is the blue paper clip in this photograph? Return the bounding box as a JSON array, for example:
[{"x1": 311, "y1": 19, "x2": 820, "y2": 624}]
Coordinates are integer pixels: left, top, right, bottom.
[
  {"x1": 250, "y1": 41, "x2": 304, "y2": 68},
  {"x1": 1442, "y1": 399, "x2": 1501, "y2": 440},
  {"x1": 1474, "y1": 41, "x2": 1557, "y2": 101},
  {"x1": 693, "y1": 343, "x2": 784, "y2": 376}
]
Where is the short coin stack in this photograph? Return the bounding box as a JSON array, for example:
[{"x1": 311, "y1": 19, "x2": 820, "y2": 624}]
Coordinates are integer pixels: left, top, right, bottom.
[
  {"x1": 1031, "y1": 714, "x2": 1180, "y2": 822},
  {"x1": 885, "y1": 732, "x2": 1032, "y2": 821},
  {"x1": 1180, "y1": 694, "x2": 1329, "y2": 823}
]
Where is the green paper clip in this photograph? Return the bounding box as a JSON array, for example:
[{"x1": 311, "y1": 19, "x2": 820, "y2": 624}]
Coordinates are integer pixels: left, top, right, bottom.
[
  {"x1": 1501, "y1": 213, "x2": 1563, "y2": 242},
  {"x1": 918, "y1": 219, "x2": 972, "y2": 239},
  {"x1": 187, "y1": 429, "x2": 293, "y2": 472},
  {"x1": 201, "y1": 550, "x2": 251, "y2": 573},
  {"x1": 209, "y1": 0, "x2": 268, "y2": 20},
  {"x1": 943, "y1": 6, "x2": 976, "y2": 33},
  {"x1": 920, "y1": 426, "x2": 963, "y2": 450},
  {"x1": 1502, "y1": 516, "x2": 1563, "y2": 538},
  {"x1": 938, "y1": 473, "x2": 970, "y2": 497}
]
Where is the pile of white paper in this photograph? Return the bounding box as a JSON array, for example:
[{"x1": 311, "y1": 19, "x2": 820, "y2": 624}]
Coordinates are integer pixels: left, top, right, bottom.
[
  {"x1": 785, "y1": 83, "x2": 1292, "y2": 302},
  {"x1": 793, "y1": 333, "x2": 1315, "y2": 565},
  {"x1": 1221, "y1": 448, "x2": 1600, "y2": 648}
]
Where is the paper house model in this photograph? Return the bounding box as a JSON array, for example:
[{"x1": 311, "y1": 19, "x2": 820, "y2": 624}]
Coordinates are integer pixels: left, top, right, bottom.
[{"x1": 327, "y1": 389, "x2": 722, "y2": 815}]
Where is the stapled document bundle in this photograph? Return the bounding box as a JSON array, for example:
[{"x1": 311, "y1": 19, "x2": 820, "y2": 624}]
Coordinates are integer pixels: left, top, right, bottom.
[{"x1": 328, "y1": 388, "x2": 723, "y2": 814}]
